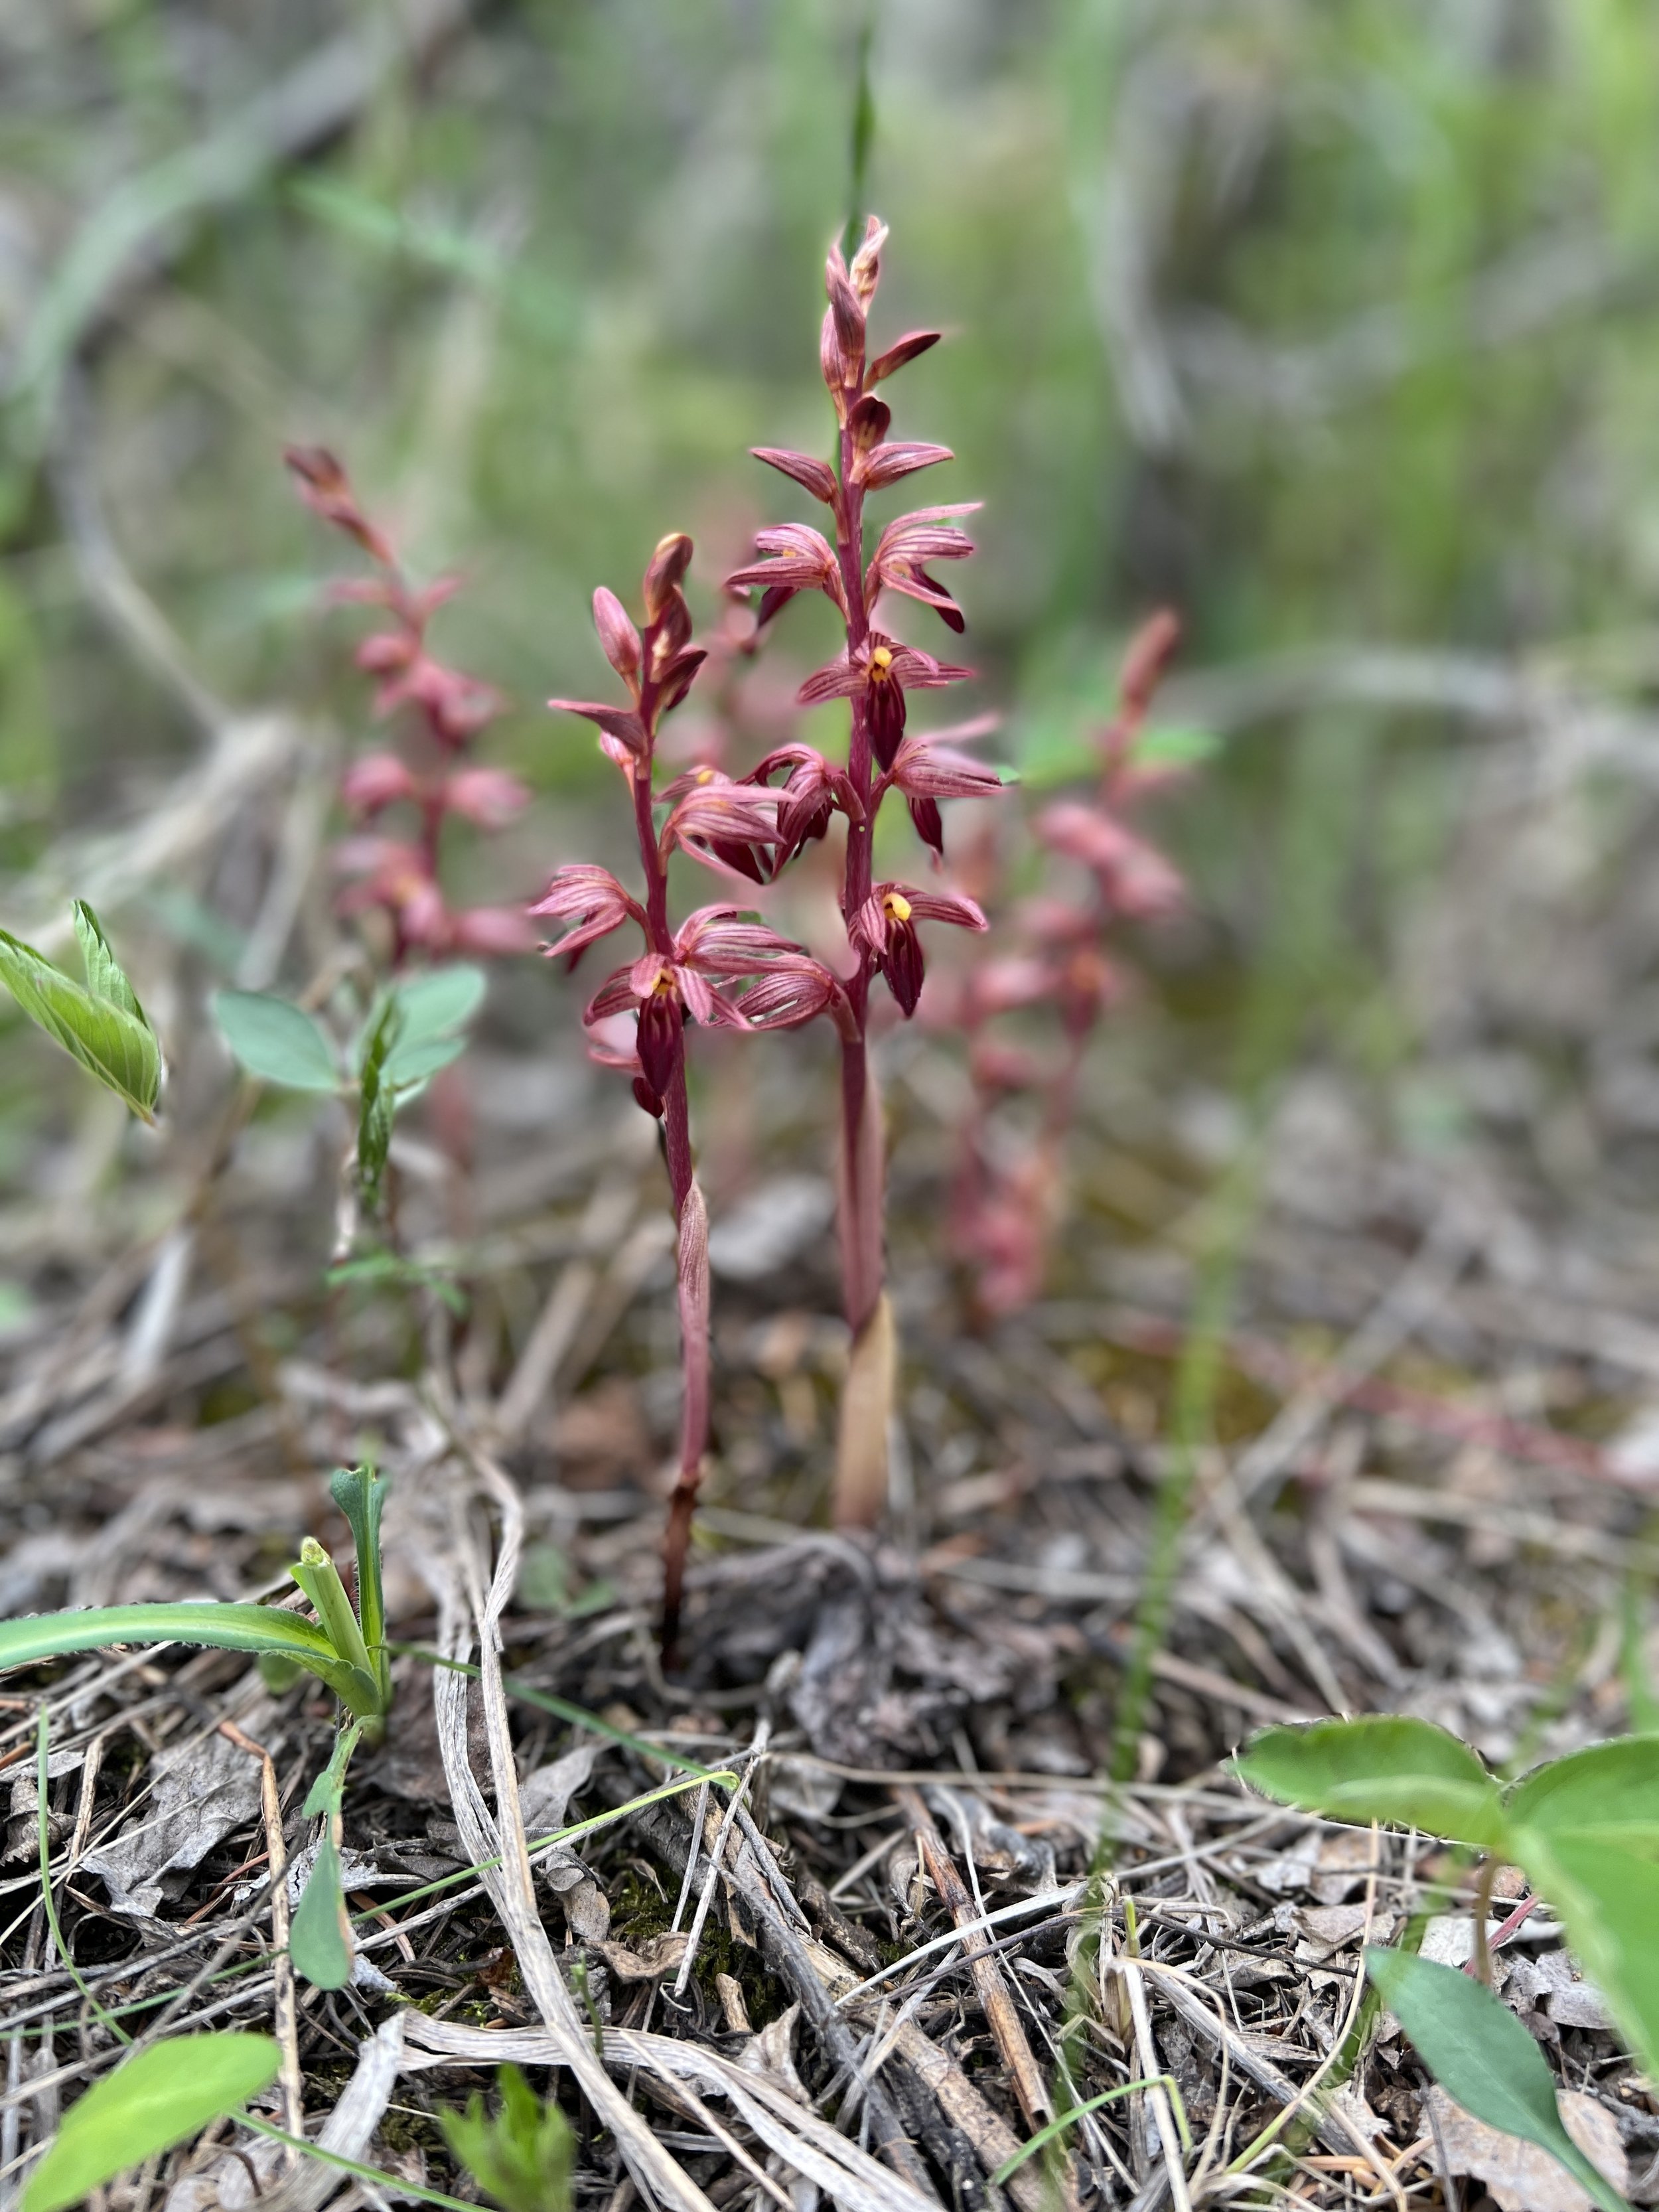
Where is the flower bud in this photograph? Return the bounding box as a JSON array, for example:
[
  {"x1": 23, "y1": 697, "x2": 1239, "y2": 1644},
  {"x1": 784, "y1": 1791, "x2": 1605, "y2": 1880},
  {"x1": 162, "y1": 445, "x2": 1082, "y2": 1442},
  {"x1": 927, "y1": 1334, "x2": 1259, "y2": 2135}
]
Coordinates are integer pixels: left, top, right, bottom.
[
  {"x1": 444, "y1": 766, "x2": 531, "y2": 828},
  {"x1": 643, "y1": 534, "x2": 693, "y2": 623},
  {"x1": 636, "y1": 984, "x2": 682, "y2": 1098},
  {"x1": 593, "y1": 587, "x2": 642, "y2": 686}
]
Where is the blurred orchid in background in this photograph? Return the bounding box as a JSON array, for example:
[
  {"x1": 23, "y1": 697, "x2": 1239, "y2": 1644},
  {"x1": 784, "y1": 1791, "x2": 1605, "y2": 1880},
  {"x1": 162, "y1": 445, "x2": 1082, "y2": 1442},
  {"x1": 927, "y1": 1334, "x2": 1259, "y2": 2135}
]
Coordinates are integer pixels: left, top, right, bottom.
[{"x1": 286, "y1": 446, "x2": 534, "y2": 966}]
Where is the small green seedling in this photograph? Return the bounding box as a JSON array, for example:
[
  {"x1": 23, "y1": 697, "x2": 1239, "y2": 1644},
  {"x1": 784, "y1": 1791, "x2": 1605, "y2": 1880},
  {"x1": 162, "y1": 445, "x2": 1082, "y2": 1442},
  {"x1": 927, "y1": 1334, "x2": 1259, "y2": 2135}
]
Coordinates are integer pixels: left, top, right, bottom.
[
  {"x1": 440, "y1": 2066, "x2": 574, "y2": 2212},
  {"x1": 213, "y1": 964, "x2": 485, "y2": 1222},
  {"x1": 0, "y1": 1465, "x2": 392, "y2": 1738},
  {"x1": 1236, "y1": 1716, "x2": 1659, "y2": 2207},
  {"x1": 0, "y1": 901, "x2": 162, "y2": 1122},
  {"x1": 19, "y1": 2033, "x2": 281, "y2": 2212}
]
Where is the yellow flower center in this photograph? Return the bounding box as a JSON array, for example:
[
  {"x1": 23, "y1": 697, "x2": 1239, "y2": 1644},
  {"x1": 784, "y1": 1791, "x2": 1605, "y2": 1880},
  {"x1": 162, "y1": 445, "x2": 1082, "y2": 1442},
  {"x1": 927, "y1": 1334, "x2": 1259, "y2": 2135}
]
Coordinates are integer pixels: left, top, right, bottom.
[
  {"x1": 885, "y1": 891, "x2": 912, "y2": 923},
  {"x1": 695, "y1": 767, "x2": 713, "y2": 783},
  {"x1": 869, "y1": 646, "x2": 894, "y2": 680}
]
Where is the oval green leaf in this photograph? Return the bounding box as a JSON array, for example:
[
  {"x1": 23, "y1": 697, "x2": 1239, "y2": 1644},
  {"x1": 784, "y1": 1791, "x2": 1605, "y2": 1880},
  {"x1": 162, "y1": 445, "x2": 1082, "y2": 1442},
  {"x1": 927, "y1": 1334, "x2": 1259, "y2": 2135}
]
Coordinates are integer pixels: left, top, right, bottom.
[
  {"x1": 1234, "y1": 1716, "x2": 1508, "y2": 1848},
  {"x1": 1364, "y1": 1949, "x2": 1630, "y2": 2212},
  {"x1": 212, "y1": 990, "x2": 340, "y2": 1092},
  {"x1": 392, "y1": 962, "x2": 486, "y2": 1047},
  {"x1": 290, "y1": 1833, "x2": 353, "y2": 1990},
  {"x1": 21, "y1": 2033, "x2": 280, "y2": 2212}
]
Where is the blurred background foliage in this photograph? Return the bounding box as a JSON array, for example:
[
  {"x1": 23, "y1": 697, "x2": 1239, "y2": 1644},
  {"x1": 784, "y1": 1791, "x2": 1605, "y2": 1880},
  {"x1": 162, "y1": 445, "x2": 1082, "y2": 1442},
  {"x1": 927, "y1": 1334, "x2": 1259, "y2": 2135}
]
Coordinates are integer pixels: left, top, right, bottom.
[{"x1": 6, "y1": 0, "x2": 1659, "y2": 1189}]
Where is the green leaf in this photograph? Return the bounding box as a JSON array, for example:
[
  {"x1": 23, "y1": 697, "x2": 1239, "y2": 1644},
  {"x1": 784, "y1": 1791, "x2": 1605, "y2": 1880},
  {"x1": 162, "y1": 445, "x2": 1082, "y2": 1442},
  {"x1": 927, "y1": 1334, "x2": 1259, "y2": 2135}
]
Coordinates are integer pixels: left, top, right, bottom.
[
  {"x1": 0, "y1": 923, "x2": 161, "y2": 1122},
  {"x1": 289, "y1": 1832, "x2": 353, "y2": 1991},
  {"x1": 1364, "y1": 1949, "x2": 1631, "y2": 2212},
  {"x1": 290, "y1": 1540, "x2": 374, "y2": 1685},
  {"x1": 0, "y1": 1601, "x2": 381, "y2": 1721},
  {"x1": 440, "y1": 2066, "x2": 574, "y2": 2212},
  {"x1": 1506, "y1": 1739, "x2": 1659, "y2": 1853},
  {"x1": 355, "y1": 995, "x2": 400, "y2": 1215},
  {"x1": 1512, "y1": 1830, "x2": 1659, "y2": 2085},
  {"x1": 1234, "y1": 1716, "x2": 1508, "y2": 1847},
  {"x1": 330, "y1": 1466, "x2": 389, "y2": 1704},
  {"x1": 391, "y1": 964, "x2": 486, "y2": 1053},
  {"x1": 302, "y1": 1723, "x2": 362, "y2": 1820},
  {"x1": 1130, "y1": 722, "x2": 1220, "y2": 769},
  {"x1": 211, "y1": 990, "x2": 340, "y2": 1092},
  {"x1": 72, "y1": 901, "x2": 143, "y2": 1019},
  {"x1": 323, "y1": 1250, "x2": 469, "y2": 1312},
  {"x1": 383, "y1": 1030, "x2": 470, "y2": 1088},
  {"x1": 20, "y1": 2033, "x2": 281, "y2": 2212}
]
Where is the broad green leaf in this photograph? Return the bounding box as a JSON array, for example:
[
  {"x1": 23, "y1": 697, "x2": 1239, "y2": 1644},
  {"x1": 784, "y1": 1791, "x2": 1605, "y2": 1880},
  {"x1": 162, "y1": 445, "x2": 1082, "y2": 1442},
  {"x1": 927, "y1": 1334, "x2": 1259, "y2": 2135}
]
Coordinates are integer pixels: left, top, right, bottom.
[
  {"x1": 302, "y1": 1723, "x2": 362, "y2": 1820},
  {"x1": 1506, "y1": 1739, "x2": 1659, "y2": 1853},
  {"x1": 330, "y1": 1466, "x2": 389, "y2": 1702},
  {"x1": 382, "y1": 964, "x2": 484, "y2": 1089},
  {"x1": 1513, "y1": 1830, "x2": 1659, "y2": 2085},
  {"x1": 382, "y1": 1029, "x2": 469, "y2": 1089},
  {"x1": 1364, "y1": 1950, "x2": 1630, "y2": 2212},
  {"x1": 72, "y1": 901, "x2": 143, "y2": 1018},
  {"x1": 440, "y1": 2065, "x2": 574, "y2": 2212},
  {"x1": 392, "y1": 963, "x2": 486, "y2": 1049},
  {"x1": 212, "y1": 990, "x2": 339, "y2": 1092},
  {"x1": 21, "y1": 2033, "x2": 281, "y2": 2212},
  {"x1": 0, "y1": 926, "x2": 161, "y2": 1121},
  {"x1": 1234, "y1": 1717, "x2": 1508, "y2": 1847},
  {"x1": 290, "y1": 1832, "x2": 352, "y2": 1990},
  {"x1": 0, "y1": 1601, "x2": 381, "y2": 1720}
]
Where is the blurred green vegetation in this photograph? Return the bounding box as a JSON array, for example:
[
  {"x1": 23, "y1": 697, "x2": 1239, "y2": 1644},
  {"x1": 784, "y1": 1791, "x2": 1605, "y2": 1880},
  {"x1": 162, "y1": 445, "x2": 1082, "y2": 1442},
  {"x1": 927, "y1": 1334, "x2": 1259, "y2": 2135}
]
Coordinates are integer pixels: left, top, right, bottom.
[{"x1": 6, "y1": 0, "x2": 1659, "y2": 1112}]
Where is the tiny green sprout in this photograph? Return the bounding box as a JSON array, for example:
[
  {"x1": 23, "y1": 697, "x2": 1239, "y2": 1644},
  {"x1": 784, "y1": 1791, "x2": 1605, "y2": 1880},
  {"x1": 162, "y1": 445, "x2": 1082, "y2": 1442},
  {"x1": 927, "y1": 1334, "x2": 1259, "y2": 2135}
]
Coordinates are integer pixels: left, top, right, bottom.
[{"x1": 441, "y1": 2067, "x2": 574, "y2": 2212}]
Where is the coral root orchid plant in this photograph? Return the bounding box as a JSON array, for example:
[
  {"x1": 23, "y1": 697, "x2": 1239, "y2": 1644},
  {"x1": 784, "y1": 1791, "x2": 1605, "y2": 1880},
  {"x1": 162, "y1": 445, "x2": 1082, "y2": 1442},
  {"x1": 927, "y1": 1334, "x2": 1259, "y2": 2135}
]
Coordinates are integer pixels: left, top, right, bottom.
[
  {"x1": 942, "y1": 610, "x2": 1188, "y2": 1318},
  {"x1": 536, "y1": 537, "x2": 833, "y2": 1653},
  {"x1": 723, "y1": 214, "x2": 997, "y2": 1524},
  {"x1": 535, "y1": 217, "x2": 999, "y2": 1633},
  {"x1": 214, "y1": 455, "x2": 534, "y2": 1246},
  {"x1": 285, "y1": 445, "x2": 535, "y2": 966}
]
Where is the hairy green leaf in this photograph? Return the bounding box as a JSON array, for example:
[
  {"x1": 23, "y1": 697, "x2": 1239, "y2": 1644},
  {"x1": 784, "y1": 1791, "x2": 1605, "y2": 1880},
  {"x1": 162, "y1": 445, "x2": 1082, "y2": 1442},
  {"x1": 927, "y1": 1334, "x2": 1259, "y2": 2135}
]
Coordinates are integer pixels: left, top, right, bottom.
[
  {"x1": 1234, "y1": 1716, "x2": 1508, "y2": 1847},
  {"x1": 441, "y1": 2066, "x2": 574, "y2": 2212},
  {"x1": 0, "y1": 1601, "x2": 381, "y2": 1721},
  {"x1": 289, "y1": 1832, "x2": 353, "y2": 1990},
  {"x1": 0, "y1": 923, "x2": 161, "y2": 1121},
  {"x1": 1364, "y1": 1950, "x2": 1630, "y2": 2212},
  {"x1": 211, "y1": 989, "x2": 340, "y2": 1092},
  {"x1": 21, "y1": 2034, "x2": 281, "y2": 2212}
]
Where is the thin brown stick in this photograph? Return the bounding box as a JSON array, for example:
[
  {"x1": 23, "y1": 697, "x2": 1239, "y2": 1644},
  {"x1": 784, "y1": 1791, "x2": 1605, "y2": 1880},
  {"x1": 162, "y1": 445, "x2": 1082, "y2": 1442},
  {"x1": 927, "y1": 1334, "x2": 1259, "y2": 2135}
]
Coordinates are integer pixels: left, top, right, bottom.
[
  {"x1": 218, "y1": 1720, "x2": 302, "y2": 2149},
  {"x1": 893, "y1": 1787, "x2": 1060, "y2": 2147}
]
